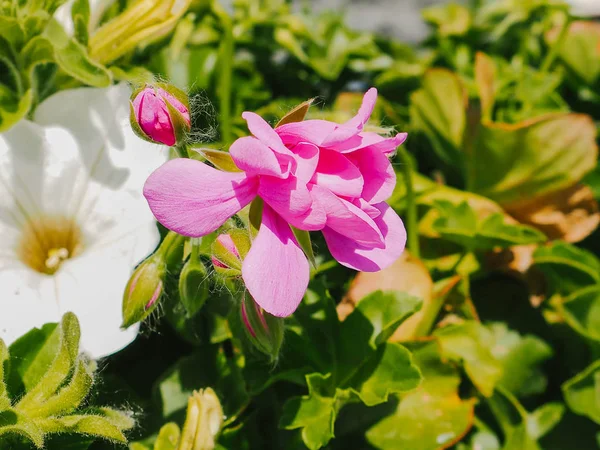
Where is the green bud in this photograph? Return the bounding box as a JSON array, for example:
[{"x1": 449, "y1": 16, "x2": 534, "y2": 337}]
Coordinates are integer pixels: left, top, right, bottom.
[
  {"x1": 178, "y1": 388, "x2": 223, "y2": 450},
  {"x1": 179, "y1": 257, "x2": 210, "y2": 317},
  {"x1": 241, "y1": 293, "x2": 284, "y2": 362},
  {"x1": 210, "y1": 230, "x2": 250, "y2": 278},
  {"x1": 122, "y1": 253, "x2": 166, "y2": 328},
  {"x1": 122, "y1": 232, "x2": 187, "y2": 328}
]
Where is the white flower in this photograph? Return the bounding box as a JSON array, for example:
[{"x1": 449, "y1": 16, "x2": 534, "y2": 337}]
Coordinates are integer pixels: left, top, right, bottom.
[{"x1": 0, "y1": 84, "x2": 167, "y2": 359}]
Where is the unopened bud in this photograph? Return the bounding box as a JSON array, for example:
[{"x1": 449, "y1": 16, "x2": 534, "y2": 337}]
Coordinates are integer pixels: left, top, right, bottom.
[
  {"x1": 178, "y1": 388, "x2": 223, "y2": 450},
  {"x1": 241, "y1": 293, "x2": 284, "y2": 361},
  {"x1": 122, "y1": 253, "x2": 166, "y2": 328},
  {"x1": 130, "y1": 83, "x2": 191, "y2": 146},
  {"x1": 179, "y1": 257, "x2": 210, "y2": 317},
  {"x1": 122, "y1": 232, "x2": 186, "y2": 328},
  {"x1": 210, "y1": 230, "x2": 250, "y2": 277}
]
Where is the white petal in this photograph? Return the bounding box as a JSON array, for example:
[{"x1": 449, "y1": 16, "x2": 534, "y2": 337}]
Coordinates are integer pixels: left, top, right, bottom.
[
  {"x1": 0, "y1": 263, "x2": 61, "y2": 347},
  {"x1": 34, "y1": 84, "x2": 167, "y2": 248}
]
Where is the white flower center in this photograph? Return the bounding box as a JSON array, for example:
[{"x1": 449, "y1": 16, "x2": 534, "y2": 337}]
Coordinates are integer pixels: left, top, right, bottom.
[{"x1": 17, "y1": 216, "x2": 84, "y2": 275}]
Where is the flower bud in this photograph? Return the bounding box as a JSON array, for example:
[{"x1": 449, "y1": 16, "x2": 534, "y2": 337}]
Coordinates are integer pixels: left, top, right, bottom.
[
  {"x1": 241, "y1": 293, "x2": 284, "y2": 362},
  {"x1": 122, "y1": 232, "x2": 186, "y2": 328},
  {"x1": 178, "y1": 388, "x2": 223, "y2": 450},
  {"x1": 210, "y1": 230, "x2": 250, "y2": 278},
  {"x1": 122, "y1": 253, "x2": 166, "y2": 328},
  {"x1": 179, "y1": 257, "x2": 210, "y2": 317},
  {"x1": 130, "y1": 83, "x2": 191, "y2": 146}
]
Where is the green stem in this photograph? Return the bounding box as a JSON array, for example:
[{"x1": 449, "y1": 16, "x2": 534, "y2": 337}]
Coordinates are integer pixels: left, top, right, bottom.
[
  {"x1": 213, "y1": 3, "x2": 234, "y2": 144},
  {"x1": 396, "y1": 146, "x2": 420, "y2": 259},
  {"x1": 190, "y1": 237, "x2": 201, "y2": 262},
  {"x1": 158, "y1": 231, "x2": 187, "y2": 267},
  {"x1": 174, "y1": 143, "x2": 188, "y2": 158},
  {"x1": 540, "y1": 13, "x2": 571, "y2": 75}
]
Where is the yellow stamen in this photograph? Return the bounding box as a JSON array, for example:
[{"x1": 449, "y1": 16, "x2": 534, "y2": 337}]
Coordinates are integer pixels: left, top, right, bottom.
[{"x1": 17, "y1": 216, "x2": 84, "y2": 275}]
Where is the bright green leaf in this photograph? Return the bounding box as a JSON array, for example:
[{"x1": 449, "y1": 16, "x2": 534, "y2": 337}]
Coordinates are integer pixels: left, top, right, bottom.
[
  {"x1": 435, "y1": 321, "x2": 503, "y2": 397},
  {"x1": 560, "y1": 286, "x2": 600, "y2": 342},
  {"x1": 562, "y1": 359, "x2": 600, "y2": 424},
  {"x1": 533, "y1": 241, "x2": 600, "y2": 296}
]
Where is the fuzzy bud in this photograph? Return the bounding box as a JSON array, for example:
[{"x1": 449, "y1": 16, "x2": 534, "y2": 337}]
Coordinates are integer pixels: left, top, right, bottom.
[
  {"x1": 130, "y1": 83, "x2": 191, "y2": 146},
  {"x1": 210, "y1": 230, "x2": 251, "y2": 278},
  {"x1": 241, "y1": 293, "x2": 284, "y2": 362},
  {"x1": 178, "y1": 388, "x2": 224, "y2": 450},
  {"x1": 122, "y1": 253, "x2": 166, "y2": 329},
  {"x1": 179, "y1": 257, "x2": 210, "y2": 317}
]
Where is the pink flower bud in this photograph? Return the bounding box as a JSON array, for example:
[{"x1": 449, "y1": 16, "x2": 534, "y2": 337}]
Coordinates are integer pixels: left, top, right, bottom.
[
  {"x1": 210, "y1": 231, "x2": 250, "y2": 277},
  {"x1": 241, "y1": 293, "x2": 284, "y2": 361},
  {"x1": 131, "y1": 85, "x2": 191, "y2": 146}
]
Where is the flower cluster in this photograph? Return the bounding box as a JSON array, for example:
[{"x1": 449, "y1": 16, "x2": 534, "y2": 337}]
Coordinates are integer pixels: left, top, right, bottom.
[{"x1": 144, "y1": 88, "x2": 407, "y2": 317}]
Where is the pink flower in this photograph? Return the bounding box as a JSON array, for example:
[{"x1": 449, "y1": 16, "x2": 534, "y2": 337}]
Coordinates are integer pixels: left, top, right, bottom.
[
  {"x1": 131, "y1": 86, "x2": 191, "y2": 146},
  {"x1": 144, "y1": 88, "x2": 407, "y2": 317}
]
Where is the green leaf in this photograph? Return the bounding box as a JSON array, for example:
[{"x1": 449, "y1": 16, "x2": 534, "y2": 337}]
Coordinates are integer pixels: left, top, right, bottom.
[
  {"x1": 349, "y1": 343, "x2": 422, "y2": 406},
  {"x1": 0, "y1": 341, "x2": 10, "y2": 411},
  {"x1": 471, "y1": 114, "x2": 598, "y2": 208},
  {"x1": 155, "y1": 345, "x2": 248, "y2": 422},
  {"x1": 6, "y1": 322, "x2": 59, "y2": 397},
  {"x1": 71, "y1": 0, "x2": 91, "y2": 45},
  {"x1": 422, "y1": 3, "x2": 472, "y2": 36},
  {"x1": 533, "y1": 241, "x2": 600, "y2": 296},
  {"x1": 31, "y1": 359, "x2": 94, "y2": 418},
  {"x1": 194, "y1": 148, "x2": 241, "y2": 172},
  {"x1": 562, "y1": 359, "x2": 600, "y2": 424},
  {"x1": 435, "y1": 321, "x2": 503, "y2": 397},
  {"x1": 0, "y1": 89, "x2": 33, "y2": 132},
  {"x1": 16, "y1": 313, "x2": 81, "y2": 413},
  {"x1": 337, "y1": 291, "x2": 422, "y2": 382},
  {"x1": 550, "y1": 22, "x2": 600, "y2": 85},
  {"x1": 291, "y1": 226, "x2": 316, "y2": 268},
  {"x1": 43, "y1": 19, "x2": 111, "y2": 87},
  {"x1": 527, "y1": 403, "x2": 565, "y2": 440},
  {"x1": 154, "y1": 422, "x2": 181, "y2": 450},
  {"x1": 559, "y1": 286, "x2": 600, "y2": 342},
  {"x1": 410, "y1": 69, "x2": 466, "y2": 169},
  {"x1": 431, "y1": 200, "x2": 546, "y2": 251},
  {"x1": 38, "y1": 413, "x2": 129, "y2": 443},
  {"x1": 367, "y1": 342, "x2": 476, "y2": 450},
  {"x1": 0, "y1": 409, "x2": 45, "y2": 448},
  {"x1": 487, "y1": 323, "x2": 553, "y2": 397},
  {"x1": 279, "y1": 373, "x2": 342, "y2": 450}
]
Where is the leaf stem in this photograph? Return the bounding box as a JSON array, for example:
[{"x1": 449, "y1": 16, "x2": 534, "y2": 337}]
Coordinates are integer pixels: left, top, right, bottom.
[
  {"x1": 396, "y1": 146, "x2": 420, "y2": 259},
  {"x1": 540, "y1": 13, "x2": 571, "y2": 75}
]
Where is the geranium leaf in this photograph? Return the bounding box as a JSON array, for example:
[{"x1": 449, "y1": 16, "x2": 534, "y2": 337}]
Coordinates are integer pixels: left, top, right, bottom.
[{"x1": 562, "y1": 359, "x2": 600, "y2": 424}]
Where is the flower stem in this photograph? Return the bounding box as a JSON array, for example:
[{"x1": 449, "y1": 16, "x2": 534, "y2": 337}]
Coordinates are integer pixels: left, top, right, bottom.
[
  {"x1": 396, "y1": 146, "x2": 420, "y2": 259},
  {"x1": 213, "y1": 3, "x2": 234, "y2": 144},
  {"x1": 158, "y1": 231, "x2": 187, "y2": 267},
  {"x1": 540, "y1": 13, "x2": 571, "y2": 75},
  {"x1": 174, "y1": 143, "x2": 189, "y2": 158}
]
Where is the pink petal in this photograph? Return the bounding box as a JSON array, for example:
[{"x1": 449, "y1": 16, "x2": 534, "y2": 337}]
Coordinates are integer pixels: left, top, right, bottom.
[
  {"x1": 336, "y1": 132, "x2": 408, "y2": 154},
  {"x1": 312, "y1": 185, "x2": 384, "y2": 247},
  {"x1": 312, "y1": 149, "x2": 364, "y2": 198},
  {"x1": 320, "y1": 88, "x2": 378, "y2": 148},
  {"x1": 230, "y1": 136, "x2": 288, "y2": 178},
  {"x1": 291, "y1": 142, "x2": 319, "y2": 183},
  {"x1": 276, "y1": 120, "x2": 337, "y2": 147},
  {"x1": 354, "y1": 198, "x2": 382, "y2": 219},
  {"x1": 144, "y1": 159, "x2": 258, "y2": 237},
  {"x1": 347, "y1": 146, "x2": 396, "y2": 203},
  {"x1": 242, "y1": 205, "x2": 309, "y2": 317},
  {"x1": 323, "y1": 202, "x2": 406, "y2": 272},
  {"x1": 285, "y1": 184, "x2": 327, "y2": 231},
  {"x1": 258, "y1": 175, "x2": 312, "y2": 218},
  {"x1": 242, "y1": 112, "x2": 293, "y2": 157}
]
